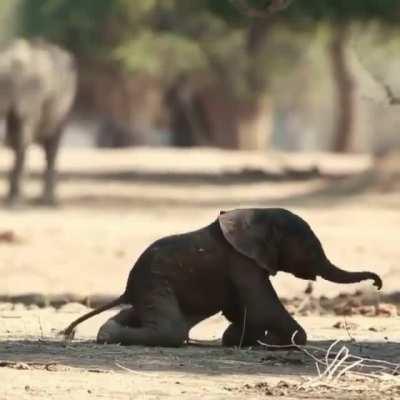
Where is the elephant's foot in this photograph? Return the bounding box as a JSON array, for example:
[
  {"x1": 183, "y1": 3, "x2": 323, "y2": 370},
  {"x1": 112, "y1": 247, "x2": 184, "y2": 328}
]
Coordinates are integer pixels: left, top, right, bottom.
[
  {"x1": 97, "y1": 320, "x2": 123, "y2": 344},
  {"x1": 222, "y1": 323, "x2": 307, "y2": 349}
]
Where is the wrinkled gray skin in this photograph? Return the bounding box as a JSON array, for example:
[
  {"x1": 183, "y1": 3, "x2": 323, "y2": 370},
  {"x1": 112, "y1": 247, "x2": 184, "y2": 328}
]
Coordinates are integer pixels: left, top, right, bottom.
[
  {"x1": 62, "y1": 208, "x2": 382, "y2": 348},
  {"x1": 0, "y1": 39, "x2": 77, "y2": 206}
]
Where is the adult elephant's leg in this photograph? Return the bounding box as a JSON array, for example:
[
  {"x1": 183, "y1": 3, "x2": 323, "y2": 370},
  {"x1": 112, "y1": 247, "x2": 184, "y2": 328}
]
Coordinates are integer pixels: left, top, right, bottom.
[
  {"x1": 7, "y1": 146, "x2": 26, "y2": 205},
  {"x1": 42, "y1": 132, "x2": 61, "y2": 205},
  {"x1": 6, "y1": 111, "x2": 40, "y2": 206},
  {"x1": 6, "y1": 111, "x2": 26, "y2": 205},
  {"x1": 227, "y1": 262, "x2": 307, "y2": 348},
  {"x1": 97, "y1": 285, "x2": 189, "y2": 347}
]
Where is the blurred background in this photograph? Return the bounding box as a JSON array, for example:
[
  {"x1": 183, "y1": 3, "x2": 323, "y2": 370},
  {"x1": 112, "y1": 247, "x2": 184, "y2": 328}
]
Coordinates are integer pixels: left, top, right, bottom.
[{"x1": 0, "y1": 0, "x2": 399, "y2": 303}]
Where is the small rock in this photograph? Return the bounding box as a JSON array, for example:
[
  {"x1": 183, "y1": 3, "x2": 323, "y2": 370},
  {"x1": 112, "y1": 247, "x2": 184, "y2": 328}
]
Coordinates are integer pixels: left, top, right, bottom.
[
  {"x1": 334, "y1": 305, "x2": 353, "y2": 316},
  {"x1": 0, "y1": 230, "x2": 20, "y2": 244},
  {"x1": 376, "y1": 303, "x2": 398, "y2": 317},
  {"x1": 16, "y1": 362, "x2": 31, "y2": 370},
  {"x1": 333, "y1": 321, "x2": 359, "y2": 330},
  {"x1": 357, "y1": 305, "x2": 376, "y2": 317}
]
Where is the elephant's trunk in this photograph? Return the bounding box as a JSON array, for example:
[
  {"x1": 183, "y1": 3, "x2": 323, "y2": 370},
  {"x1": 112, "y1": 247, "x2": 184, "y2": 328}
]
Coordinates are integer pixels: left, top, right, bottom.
[{"x1": 319, "y1": 261, "x2": 382, "y2": 290}]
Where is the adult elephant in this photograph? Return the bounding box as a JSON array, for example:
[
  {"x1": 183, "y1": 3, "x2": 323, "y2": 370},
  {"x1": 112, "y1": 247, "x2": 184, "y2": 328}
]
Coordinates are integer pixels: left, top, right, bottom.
[{"x1": 0, "y1": 38, "x2": 77, "y2": 206}]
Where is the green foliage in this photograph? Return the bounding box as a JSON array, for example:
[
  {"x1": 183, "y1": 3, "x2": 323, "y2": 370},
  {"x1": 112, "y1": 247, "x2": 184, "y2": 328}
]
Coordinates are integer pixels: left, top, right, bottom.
[
  {"x1": 0, "y1": 0, "x2": 20, "y2": 44},
  {"x1": 18, "y1": 0, "x2": 119, "y2": 56},
  {"x1": 15, "y1": 0, "x2": 400, "y2": 99},
  {"x1": 287, "y1": 0, "x2": 400, "y2": 23},
  {"x1": 113, "y1": 31, "x2": 207, "y2": 79}
]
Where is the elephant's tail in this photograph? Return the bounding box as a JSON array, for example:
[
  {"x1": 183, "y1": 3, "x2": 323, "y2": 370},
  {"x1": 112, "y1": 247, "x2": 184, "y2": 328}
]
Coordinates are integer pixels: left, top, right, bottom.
[{"x1": 59, "y1": 294, "x2": 126, "y2": 339}]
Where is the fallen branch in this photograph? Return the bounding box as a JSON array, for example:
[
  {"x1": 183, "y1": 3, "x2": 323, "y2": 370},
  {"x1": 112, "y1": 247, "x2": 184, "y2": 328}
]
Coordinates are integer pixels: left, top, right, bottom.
[{"x1": 258, "y1": 331, "x2": 400, "y2": 386}]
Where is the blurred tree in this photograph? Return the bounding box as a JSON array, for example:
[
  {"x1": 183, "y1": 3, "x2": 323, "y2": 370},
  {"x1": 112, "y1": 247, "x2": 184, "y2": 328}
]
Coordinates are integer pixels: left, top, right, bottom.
[
  {"x1": 233, "y1": 0, "x2": 399, "y2": 152},
  {"x1": 16, "y1": 0, "x2": 300, "y2": 150},
  {"x1": 18, "y1": 0, "x2": 119, "y2": 58},
  {"x1": 15, "y1": 0, "x2": 399, "y2": 151},
  {"x1": 0, "y1": 0, "x2": 20, "y2": 44},
  {"x1": 284, "y1": 0, "x2": 400, "y2": 152}
]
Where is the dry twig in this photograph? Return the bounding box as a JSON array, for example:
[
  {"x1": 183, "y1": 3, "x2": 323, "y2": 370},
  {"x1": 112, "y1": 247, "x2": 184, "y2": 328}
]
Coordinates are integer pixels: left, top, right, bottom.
[
  {"x1": 258, "y1": 331, "x2": 400, "y2": 386},
  {"x1": 239, "y1": 307, "x2": 247, "y2": 349}
]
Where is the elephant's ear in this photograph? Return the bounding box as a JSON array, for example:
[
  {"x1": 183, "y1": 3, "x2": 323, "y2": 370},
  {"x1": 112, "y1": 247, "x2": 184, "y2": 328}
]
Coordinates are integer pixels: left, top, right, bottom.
[{"x1": 218, "y1": 209, "x2": 277, "y2": 275}]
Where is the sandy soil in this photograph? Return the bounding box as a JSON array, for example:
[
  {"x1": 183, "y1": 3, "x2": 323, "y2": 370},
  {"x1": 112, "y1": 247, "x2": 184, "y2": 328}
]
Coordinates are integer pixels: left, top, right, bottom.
[
  {"x1": 0, "y1": 307, "x2": 399, "y2": 400},
  {"x1": 0, "y1": 147, "x2": 399, "y2": 399}
]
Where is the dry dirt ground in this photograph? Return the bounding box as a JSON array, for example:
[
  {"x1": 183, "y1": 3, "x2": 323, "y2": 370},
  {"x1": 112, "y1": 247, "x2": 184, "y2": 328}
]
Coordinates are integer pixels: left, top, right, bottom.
[{"x1": 0, "y1": 147, "x2": 399, "y2": 399}]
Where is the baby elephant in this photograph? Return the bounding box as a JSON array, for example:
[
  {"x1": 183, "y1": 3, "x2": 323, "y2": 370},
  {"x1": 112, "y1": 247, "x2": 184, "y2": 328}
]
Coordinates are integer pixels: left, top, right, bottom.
[{"x1": 62, "y1": 208, "x2": 382, "y2": 347}]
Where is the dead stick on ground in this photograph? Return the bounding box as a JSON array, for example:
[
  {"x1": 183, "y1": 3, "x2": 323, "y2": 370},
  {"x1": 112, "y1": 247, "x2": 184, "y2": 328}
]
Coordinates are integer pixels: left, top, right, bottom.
[{"x1": 258, "y1": 331, "x2": 400, "y2": 385}]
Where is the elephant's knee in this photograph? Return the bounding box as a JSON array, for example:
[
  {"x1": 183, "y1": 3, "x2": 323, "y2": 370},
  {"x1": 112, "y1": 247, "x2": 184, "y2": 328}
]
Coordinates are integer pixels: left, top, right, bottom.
[{"x1": 97, "y1": 319, "x2": 123, "y2": 344}]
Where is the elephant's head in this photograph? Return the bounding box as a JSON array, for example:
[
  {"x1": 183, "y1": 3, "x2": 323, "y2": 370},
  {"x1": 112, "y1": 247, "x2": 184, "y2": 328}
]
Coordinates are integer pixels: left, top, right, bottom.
[{"x1": 218, "y1": 208, "x2": 382, "y2": 290}]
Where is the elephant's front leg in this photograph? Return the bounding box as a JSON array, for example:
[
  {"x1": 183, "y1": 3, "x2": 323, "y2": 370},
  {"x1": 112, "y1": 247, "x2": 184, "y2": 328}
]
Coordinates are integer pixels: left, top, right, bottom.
[
  {"x1": 225, "y1": 263, "x2": 307, "y2": 348},
  {"x1": 222, "y1": 290, "x2": 265, "y2": 347},
  {"x1": 7, "y1": 146, "x2": 26, "y2": 205},
  {"x1": 6, "y1": 111, "x2": 36, "y2": 206}
]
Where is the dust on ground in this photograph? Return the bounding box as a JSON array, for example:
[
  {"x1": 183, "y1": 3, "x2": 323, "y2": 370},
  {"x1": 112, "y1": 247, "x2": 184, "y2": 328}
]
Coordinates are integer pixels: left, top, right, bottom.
[
  {"x1": 0, "y1": 147, "x2": 399, "y2": 399},
  {"x1": 1, "y1": 305, "x2": 399, "y2": 400}
]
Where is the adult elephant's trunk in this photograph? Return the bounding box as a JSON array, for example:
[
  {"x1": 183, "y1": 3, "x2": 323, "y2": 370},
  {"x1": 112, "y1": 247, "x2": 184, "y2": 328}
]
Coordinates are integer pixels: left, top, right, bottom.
[{"x1": 319, "y1": 261, "x2": 382, "y2": 290}]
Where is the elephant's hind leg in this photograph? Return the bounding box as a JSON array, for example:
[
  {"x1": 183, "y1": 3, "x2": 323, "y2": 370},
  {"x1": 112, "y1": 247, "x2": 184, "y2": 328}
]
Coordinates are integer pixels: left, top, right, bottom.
[
  {"x1": 97, "y1": 307, "x2": 141, "y2": 344},
  {"x1": 41, "y1": 133, "x2": 62, "y2": 206},
  {"x1": 97, "y1": 288, "x2": 189, "y2": 347},
  {"x1": 6, "y1": 110, "x2": 26, "y2": 205}
]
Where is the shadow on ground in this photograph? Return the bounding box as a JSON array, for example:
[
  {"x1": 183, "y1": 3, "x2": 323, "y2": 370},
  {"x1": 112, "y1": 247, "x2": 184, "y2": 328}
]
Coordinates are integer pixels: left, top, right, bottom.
[
  {"x1": 61, "y1": 170, "x2": 378, "y2": 210},
  {"x1": 0, "y1": 166, "x2": 385, "y2": 210},
  {"x1": 0, "y1": 166, "x2": 330, "y2": 186},
  {"x1": 0, "y1": 339, "x2": 398, "y2": 376}
]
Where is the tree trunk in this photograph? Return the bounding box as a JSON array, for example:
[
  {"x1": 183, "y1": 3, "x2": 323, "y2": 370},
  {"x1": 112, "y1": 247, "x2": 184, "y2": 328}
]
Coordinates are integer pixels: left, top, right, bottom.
[
  {"x1": 330, "y1": 25, "x2": 356, "y2": 153},
  {"x1": 165, "y1": 19, "x2": 275, "y2": 150},
  {"x1": 197, "y1": 86, "x2": 273, "y2": 150},
  {"x1": 165, "y1": 76, "x2": 210, "y2": 147}
]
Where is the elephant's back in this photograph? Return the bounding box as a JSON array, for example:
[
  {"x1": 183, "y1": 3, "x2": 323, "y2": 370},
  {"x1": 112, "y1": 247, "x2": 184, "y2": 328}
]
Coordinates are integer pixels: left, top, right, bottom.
[{"x1": 125, "y1": 221, "x2": 231, "y2": 315}]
